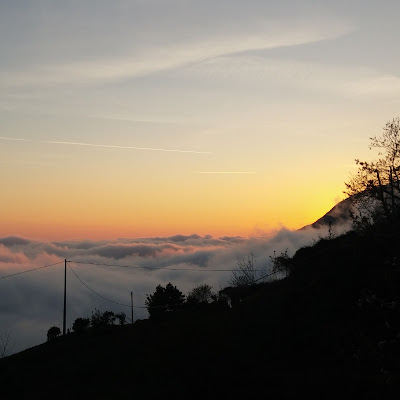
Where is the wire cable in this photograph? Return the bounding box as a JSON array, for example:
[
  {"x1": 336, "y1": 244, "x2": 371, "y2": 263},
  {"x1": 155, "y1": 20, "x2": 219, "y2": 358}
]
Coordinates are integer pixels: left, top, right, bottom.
[
  {"x1": 254, "y1": 266, "x2": 289, "y2": 283},
  {"x1": 69, "y1": 260, "x2": 265, "y2": 272},
  {"x1": 67, "y1": 262, "x2": 131, "y2": 308},
  {"x1": 0, "y1": 261, "x2": 64, "y2": 280},
  {"x1": 68, "y1": 262, "x2": 193, "y2": 310},
  {"x1": 67, "y1": 262, "x2": 145, "y2": 308}
]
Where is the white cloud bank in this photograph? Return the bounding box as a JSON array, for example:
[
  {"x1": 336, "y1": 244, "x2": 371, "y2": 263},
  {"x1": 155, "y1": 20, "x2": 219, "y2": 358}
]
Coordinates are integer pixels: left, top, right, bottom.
[{"x1": 0, "y1": 224, "x2": 348, "y2": 354}]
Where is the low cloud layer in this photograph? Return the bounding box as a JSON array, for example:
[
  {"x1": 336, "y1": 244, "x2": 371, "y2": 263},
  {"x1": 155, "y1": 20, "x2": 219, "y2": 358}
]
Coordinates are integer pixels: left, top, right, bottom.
[{"x1": 0, "y1": 225, "x2": 344, "y2": 354}]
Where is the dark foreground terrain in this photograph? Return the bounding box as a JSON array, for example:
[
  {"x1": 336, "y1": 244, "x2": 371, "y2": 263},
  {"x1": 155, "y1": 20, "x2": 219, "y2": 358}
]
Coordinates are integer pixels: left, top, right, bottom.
[{"x1": 2, "y1": 223, "x2": 400, "y2": 396}]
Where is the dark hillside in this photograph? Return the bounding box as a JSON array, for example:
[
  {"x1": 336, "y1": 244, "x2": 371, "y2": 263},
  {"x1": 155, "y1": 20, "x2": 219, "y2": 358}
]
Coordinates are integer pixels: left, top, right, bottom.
[{"x1": 2, "y1": 225, "x2": 400, "y2": 395}]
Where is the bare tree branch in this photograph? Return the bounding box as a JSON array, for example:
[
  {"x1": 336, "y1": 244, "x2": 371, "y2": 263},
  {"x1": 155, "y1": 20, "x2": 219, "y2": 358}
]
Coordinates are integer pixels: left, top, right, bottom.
[{"x1": 0, "y1": 330, "x2": 15, "y2": 358}]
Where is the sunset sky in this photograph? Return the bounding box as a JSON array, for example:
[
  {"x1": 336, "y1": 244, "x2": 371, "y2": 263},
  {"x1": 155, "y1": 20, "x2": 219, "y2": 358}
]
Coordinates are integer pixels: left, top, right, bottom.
[
  {"x1": 1, "y1": 0, "x2": 399, "y2": 240},
  {"x1": 1, "y1": 0, "x2": 400, "y2": 355}
]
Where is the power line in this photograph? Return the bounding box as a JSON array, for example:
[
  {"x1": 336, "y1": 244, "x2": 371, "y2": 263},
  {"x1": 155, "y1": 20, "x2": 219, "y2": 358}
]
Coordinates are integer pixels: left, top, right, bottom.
[
  {"x1": 254, "y1": 266, "x2": 288, "y2": 283},
  {"x1": 0, "y1": 257, "x2": 285, "y2": 287},
  {"x1": 0, "y1": 257, "x2": 288, "y2": 314},
  {"x1": 67, "y1": 262, "x2": 144, "y2": 308},
  {"x1": 0, "y1": 261, "x2": 64, "y2": 280},
  {"x1": 67, "y1": 262, "x2": 196, "y2": 310},
  {"x1": 69, "y1": 260, "x2": 264, "y2": 272}
]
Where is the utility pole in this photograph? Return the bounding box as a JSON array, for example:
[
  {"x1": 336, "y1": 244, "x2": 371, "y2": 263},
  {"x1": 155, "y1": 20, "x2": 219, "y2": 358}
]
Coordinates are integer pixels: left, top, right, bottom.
[
  {"x1": 131, "y1": 291, "x2": 133, "y2": 324},
  {"x1": 63, "y1": 259, "x2": 67, "y2": 335}
]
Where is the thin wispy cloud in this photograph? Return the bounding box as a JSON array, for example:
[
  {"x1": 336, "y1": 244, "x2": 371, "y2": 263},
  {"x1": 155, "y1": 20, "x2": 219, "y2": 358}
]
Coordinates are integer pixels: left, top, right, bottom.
[
  {"x1": 0, "y1": 19, "x2": 353, "y2": 88},
  {"x1": 89, "y1": 114, "x2": 183, "y2": 125},
  {"x1": 0, "y1": 136, "x2": 31, "y2": 142},
  {"x1": 184, "y1": 56, "x2": 400, "y2": 100},
  {"x1": 194, "y1": 171, "x2": 256, "y2": 174},
  {"x1": 43, "y1": 141, "x2": 212, "y2": 154},
  {"x1": 0, "y1": 137, "x2": 211, "y2": 154},
  {"x1": 342, "y1": 75, "x2": 400, "y2": 97}
]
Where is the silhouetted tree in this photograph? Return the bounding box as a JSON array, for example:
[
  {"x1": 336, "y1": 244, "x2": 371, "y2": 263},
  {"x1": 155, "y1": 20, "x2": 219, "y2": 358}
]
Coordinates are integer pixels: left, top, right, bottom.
[
  {"x1": 72, "y1": 317, "x2": 90, "y2": 334},
  {"x1": 90, "y1": 309, "x2": 116, "y2": 329},
  {"x1": 145, "y1": 282, "x2": 185, "y2": 319},
  {"x1": 115, "y1": 312, "x2": 126, "y2": 325},
  {"x1": 47, "y1": 326, "x2": 61, "y2": 341},
  {"x1": 229, "y1": 252, "x2": 264, "y2": 287},
  {"x1": 270, "y1": 249, "x2": 292, "y2": 278},
  {"x1": 187, "y1": 284, "x2": 216, "y2": 305},
  {"x1": 0, "y1": 329, "x2": 15, "y2": 358},
  {"x1": 345, "y1": 117, "x2": 400, "y2": 229}
]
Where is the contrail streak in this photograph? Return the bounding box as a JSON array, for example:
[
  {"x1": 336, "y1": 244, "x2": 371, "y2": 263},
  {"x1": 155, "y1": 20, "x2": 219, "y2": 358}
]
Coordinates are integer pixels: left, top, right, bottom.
[
  {"x1": 0, "y1": 136, "x2": 31, "y2": 142},
  {"x1": 194, "y1": 171, "x2": 256, "y2": 174},
  {"x1": 41, "y1": 141, "x2": 211, "y2": 154},
  {"x1": 0, "y1": 136, "x2": 211, "y2": 154}
]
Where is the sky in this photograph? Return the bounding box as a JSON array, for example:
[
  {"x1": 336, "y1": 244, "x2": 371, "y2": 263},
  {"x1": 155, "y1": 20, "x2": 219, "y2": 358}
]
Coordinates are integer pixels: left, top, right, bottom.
[
  {"x1": 1, "y1": 0, "x2": 399, "y2": 240},
  {"x1": 1, "y1": 0, "x2": 399, "y2": 353}
]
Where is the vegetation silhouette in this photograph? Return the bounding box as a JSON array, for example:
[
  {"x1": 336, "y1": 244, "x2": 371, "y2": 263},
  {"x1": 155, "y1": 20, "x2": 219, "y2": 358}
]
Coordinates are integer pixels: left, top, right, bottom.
[
  {"x1": 345, "y1": 117, "x2": 400, "y2": 229},
  {"x1": 72, "y1": 317, "x2": 90, "y2": 334},
  {"x1": 0, "y1": 330, "x2": 15, "y2": 358},
  {"x1": 68, "y1": 310, "x2": 127, "y2": 336},
  {"x1": 186, "y1": 283, "x2": 216, "y2": 305},
  {"x1": 145, "y1": 282, "x2": 185, "y2": 320},
  {"x1": 229, "y1": 251, "x2": 262, "y2": 287},
  {"x1": 90, "y1": 308, "x2": 116, "y2": 329},
  {"x1": 46, "y1": 326, "x2": 61, "y2": 341}
]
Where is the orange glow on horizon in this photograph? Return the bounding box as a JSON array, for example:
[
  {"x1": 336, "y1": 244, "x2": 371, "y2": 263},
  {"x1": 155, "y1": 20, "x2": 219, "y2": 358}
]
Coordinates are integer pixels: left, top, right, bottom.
[
  {"x1": 0, "y1": 163, "x2": 344, "y2": 241},
  {"x1": 0, "y1": 196, "x2": 340, "y2": 242}
]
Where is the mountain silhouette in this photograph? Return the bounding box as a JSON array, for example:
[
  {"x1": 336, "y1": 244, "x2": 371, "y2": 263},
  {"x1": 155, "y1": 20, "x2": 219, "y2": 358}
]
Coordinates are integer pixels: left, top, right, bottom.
[{"x1": 301, "y1": 196, "x2": 353, "y2": 230}]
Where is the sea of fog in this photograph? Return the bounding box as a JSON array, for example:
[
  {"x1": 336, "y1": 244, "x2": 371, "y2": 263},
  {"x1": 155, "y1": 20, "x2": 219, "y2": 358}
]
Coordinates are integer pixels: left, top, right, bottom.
[{"x1": 0, "y1": 225, "x2": 345, "y2": 354}]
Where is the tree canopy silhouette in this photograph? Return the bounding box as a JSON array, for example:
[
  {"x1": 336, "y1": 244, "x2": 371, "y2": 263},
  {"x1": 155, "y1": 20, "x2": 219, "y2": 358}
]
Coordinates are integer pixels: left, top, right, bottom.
[
  {"x1": 47, "y1": 326, "x2": 61, "y2": 341},
  {"x1": 345, "y1": 117, "x2": 400, "y2": 228},
  {"x1": 90, "y1": 309, "x2": 116, "y2": 329},
  {"x1": 186, "y1": 284, "x2": 216, "y2": 305},
  {"x1": 145, "y1": 282, "x2": 185, "y2": 319},
  {"x1": 72, "y1": 317, "x2": 90, "y2": 334}
]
